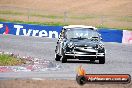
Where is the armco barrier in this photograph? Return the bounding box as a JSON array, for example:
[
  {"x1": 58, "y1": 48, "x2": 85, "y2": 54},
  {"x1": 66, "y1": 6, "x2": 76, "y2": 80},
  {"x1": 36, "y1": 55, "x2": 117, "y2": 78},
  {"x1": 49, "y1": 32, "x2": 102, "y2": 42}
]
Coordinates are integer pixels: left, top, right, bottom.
[{"x1": 0, "y1": 22, "x2": 131, "y2": 43}]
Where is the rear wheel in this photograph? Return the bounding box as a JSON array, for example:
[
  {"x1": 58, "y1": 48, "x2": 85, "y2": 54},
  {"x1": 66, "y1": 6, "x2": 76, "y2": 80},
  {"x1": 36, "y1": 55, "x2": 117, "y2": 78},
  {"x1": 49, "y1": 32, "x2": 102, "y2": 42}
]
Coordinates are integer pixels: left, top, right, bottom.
[
  {"x1": 99, "y1": 56, "x2": 105, "y2": 64},
  {"x1": 55, "y1": 54, "x2": 61, "y2": 61}
]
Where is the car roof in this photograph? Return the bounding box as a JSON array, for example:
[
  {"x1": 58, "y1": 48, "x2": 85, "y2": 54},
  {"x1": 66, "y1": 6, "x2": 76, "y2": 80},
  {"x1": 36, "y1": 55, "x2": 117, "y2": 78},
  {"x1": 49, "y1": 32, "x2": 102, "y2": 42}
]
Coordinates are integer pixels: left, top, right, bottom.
[{"x1": 63, "y1": 25, "x2": 97, "y2": 30}]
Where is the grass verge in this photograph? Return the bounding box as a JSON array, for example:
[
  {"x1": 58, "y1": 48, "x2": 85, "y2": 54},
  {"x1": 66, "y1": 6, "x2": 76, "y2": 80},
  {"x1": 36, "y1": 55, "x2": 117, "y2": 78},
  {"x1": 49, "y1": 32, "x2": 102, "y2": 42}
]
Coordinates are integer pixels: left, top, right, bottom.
[
  {"x1": 96, "y1": 25, "x2": 132, "y2": 30},
  {"x1": 0, "y1": 18, "x2": 68, "y2": 26},
  {"x1": 0, "y1": 54, "x2": 26, "y2": 66},
  {"x1": 0, "y1": 18, "x2": 132, "y2": 30},
  {"x1": 0, "y1": 10, "x2": 132, "y2": 30}
]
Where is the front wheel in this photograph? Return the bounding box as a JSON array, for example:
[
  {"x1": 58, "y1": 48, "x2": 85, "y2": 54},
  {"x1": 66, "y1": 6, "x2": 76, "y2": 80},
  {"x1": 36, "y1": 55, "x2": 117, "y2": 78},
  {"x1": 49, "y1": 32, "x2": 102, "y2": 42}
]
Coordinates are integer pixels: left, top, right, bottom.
[
  {"x1": 55, "y1": 54, "x2": 61, "y2": 61},
  {"x1": 61, "y1": 49, "x2": 67, "y2": 63},
  {"x1": 99, "y1": 56, "x2": 105, "y2": 64}
]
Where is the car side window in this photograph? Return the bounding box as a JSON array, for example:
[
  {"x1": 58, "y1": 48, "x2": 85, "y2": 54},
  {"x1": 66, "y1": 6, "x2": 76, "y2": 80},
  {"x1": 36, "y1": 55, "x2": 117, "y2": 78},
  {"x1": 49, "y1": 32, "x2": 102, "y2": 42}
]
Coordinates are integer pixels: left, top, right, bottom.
[
  {"x1": 59, "y1": 33, "x2": 62, "y2": 39},
  {"x1": 58, "y1": 32, "x2": 63, "y2": 41},
  {"x1": 60, "y1": 29, "x2": 65, "y2": 39}
]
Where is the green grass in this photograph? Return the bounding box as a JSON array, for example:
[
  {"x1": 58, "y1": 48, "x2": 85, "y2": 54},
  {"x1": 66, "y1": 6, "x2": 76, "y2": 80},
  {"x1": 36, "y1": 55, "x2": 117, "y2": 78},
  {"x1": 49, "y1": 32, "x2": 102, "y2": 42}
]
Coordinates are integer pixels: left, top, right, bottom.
[
  {"x1": 31, "y1": 14, "x2": 64, "y2": 19},
  {"x1": 0, "y1": 10, "x2": 132, "y2": 30},
  {"x1": 0, "y1": 10, "x2": 64, "y2": 19},
  {"x1": 0, "y1": 18, "x2": 132, "y2": 30},
  {"x1": 0, "y1": 18, "x2": 68, "y2": 26},
  {"x1": 0, "y1": 54, "x2": 26, "y2": 66},
  {"x1": 0, "y1": 10, "x2": 95, "y2": 19},
  {"x1": 0, "y1": 10, "x2": 24, "y2": 15},
  {"x1": 70, "y1": 15, "x2": 96, "y2": 19},
  {"x1": 116, "y1": 16, "x2": 132, "y2": 22},
  {"x1": 96, "y1": 25, "x2": 132, "y2": 30}
]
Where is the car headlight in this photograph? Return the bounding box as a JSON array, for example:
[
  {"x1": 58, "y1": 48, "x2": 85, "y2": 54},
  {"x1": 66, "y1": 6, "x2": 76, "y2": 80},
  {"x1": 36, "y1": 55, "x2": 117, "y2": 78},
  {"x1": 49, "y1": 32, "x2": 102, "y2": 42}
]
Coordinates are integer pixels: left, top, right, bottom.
[
  {"x1": 98, "y1": 44, "x2": 104, "y2": 49},
  {"x1": 67, "y1": 42, "x2": 74, "y2": 48}
]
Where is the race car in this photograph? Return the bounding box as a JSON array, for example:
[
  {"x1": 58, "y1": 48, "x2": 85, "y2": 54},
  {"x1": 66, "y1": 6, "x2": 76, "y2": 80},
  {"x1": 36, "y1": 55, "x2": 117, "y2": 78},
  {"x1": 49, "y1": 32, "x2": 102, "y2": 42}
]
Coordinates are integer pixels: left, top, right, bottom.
[{"x1": 55, "y1": 25, "x2": 105, "y2": 64}]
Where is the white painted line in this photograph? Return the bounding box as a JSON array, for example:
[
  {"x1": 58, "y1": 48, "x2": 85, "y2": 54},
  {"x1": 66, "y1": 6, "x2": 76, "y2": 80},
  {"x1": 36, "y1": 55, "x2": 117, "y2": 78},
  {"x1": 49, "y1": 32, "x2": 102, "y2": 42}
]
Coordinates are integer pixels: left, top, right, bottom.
[{"x1": 32, "y1": 78, "x2": 44, "y2": 80}]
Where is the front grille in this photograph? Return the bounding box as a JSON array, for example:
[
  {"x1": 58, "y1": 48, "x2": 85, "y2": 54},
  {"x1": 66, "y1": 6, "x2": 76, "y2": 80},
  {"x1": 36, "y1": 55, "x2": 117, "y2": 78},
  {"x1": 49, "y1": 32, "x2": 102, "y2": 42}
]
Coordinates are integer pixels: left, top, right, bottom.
[{"x1": 74, "y1": 49, "x2": 96, "y2": 55}]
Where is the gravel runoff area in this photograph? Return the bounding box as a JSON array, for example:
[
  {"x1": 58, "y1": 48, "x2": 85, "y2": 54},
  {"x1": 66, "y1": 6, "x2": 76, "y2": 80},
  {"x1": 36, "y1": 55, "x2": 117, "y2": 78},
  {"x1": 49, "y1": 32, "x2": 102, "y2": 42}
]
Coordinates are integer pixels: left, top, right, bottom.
[{"x1": 0, "y1": 34, "x2": 132, "y2": 88}]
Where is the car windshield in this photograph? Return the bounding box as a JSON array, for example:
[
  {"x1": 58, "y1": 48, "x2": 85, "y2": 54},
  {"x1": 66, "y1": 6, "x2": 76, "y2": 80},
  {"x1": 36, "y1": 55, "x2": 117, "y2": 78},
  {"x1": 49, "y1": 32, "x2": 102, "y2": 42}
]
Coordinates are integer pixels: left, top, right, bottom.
[{"x1": 65, "y1": 28, "x2": 99, "y2": 39}]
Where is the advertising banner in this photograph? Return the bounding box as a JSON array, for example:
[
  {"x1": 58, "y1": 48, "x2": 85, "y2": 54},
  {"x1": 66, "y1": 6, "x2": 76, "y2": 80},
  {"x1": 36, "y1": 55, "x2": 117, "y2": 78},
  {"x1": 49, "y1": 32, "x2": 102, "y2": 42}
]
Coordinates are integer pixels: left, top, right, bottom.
[
  {"x1": 122, "y1": 30, "x2": 132, "y2": 44},
  {"x1": 0, "y1": 22, "x2": 62, "y2": 38},
  {"x1": 1, "y1": 22, "x2": 131, "y2": 43},
  {"x1": 98, "y1": 29, "x2": 123, "y2": 43}
]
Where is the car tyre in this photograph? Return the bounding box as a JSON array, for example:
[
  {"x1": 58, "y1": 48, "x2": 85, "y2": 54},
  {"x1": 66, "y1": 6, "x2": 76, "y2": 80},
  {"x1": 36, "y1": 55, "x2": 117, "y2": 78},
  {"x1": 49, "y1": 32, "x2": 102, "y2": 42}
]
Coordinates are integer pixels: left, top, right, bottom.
[
  {"x1": 55, "y1": 54, "x2": 61, "y2": 61},
  {"x1": 61, "y1": 49, "x2": 67, "y2": 63},
  {"x1": 99, "y1": 56, "x2": 105, "y2": 64}
]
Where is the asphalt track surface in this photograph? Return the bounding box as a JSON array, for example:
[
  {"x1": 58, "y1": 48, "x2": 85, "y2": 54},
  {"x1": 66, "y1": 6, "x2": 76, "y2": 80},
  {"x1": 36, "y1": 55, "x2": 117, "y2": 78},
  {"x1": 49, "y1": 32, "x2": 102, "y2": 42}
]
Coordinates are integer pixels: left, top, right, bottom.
[{"x1": 0, "y1": 34, "x2": 132, "y2": 80}]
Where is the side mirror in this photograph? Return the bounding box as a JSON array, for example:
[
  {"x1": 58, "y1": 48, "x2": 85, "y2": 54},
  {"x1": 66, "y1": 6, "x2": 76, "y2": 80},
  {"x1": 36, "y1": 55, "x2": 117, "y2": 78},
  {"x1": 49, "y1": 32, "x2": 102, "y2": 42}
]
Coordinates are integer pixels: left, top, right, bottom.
[
  {"x1": 100, "y1": 37, "x2": 103, "y2": 40},
  {"x1": 99, "y1": 34, "x2": 101, "y2": 36}
]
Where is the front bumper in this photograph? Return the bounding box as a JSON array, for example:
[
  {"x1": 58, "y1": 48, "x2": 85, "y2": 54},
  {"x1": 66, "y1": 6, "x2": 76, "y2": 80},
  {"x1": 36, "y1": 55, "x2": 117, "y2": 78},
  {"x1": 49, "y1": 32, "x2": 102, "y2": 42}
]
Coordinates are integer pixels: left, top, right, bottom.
[
  {"x1": 65, "y1": 52, "x2": 105, "y2": 57},
  {"x1": 65, "y1": 46, "x2": 105, "y2": 58}
]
